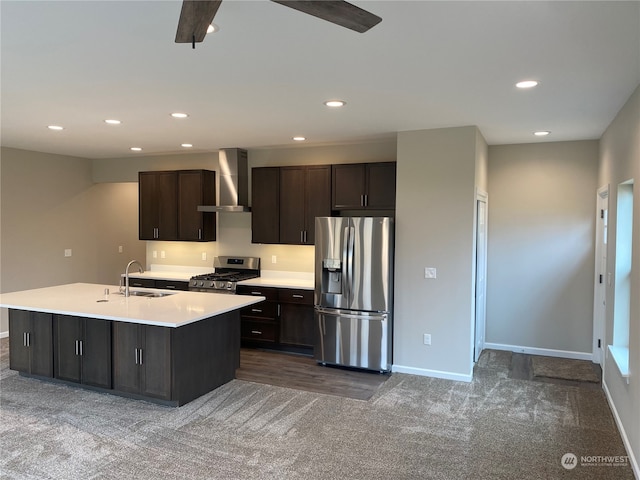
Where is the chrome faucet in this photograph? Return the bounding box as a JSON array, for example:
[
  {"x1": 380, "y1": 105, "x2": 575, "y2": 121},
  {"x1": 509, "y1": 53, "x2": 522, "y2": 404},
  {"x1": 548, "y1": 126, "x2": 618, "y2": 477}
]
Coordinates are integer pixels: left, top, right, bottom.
[{"x1": 122, "y1": 260, "x2": 144, "y2": 297}]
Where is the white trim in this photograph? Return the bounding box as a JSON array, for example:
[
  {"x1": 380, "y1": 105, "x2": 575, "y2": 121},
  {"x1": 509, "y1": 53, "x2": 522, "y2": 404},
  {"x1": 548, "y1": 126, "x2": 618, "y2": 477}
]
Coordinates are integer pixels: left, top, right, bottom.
[
  {"x1": 484, "y1": 342, "x2": 593, "y2": 361},
  {"x1": 608, "y1": 345, "x2": 630, "y2": 383},
  {"x1": 593, "y1": 185, "x2": 609, "y2": 365},
  {"x1": 392, "y1": 364, "x2": 473, "y2": 383},
  {"x1": 603, "y1": 380, "x2": 639, "y2": 478},
  {"x1": 0, "y1": 331, "x2": 7, "y2": 339}
]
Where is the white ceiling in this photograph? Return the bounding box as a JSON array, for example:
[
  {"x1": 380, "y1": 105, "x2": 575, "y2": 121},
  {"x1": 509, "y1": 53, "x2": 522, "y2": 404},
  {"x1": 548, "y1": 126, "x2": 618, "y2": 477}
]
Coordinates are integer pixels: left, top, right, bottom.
[{"x1": 1, "y1": 1, "x2": 639, "y2": 159}]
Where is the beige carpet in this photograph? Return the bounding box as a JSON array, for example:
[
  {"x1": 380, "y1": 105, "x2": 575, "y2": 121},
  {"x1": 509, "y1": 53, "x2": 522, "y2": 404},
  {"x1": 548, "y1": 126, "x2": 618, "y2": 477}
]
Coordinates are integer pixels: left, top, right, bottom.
[{"x1": 531, "y1": 355, "x2": 601, "y2": 383}]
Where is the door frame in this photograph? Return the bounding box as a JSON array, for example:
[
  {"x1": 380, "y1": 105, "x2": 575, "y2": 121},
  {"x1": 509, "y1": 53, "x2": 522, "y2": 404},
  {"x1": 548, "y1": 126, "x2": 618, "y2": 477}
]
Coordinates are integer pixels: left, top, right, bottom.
[
  {"x1": 592, "y1": 185, "x2": 609, "y2": 365},
  {"x1": 473, "y1": 189, "x2": 489, "y2": 363}
]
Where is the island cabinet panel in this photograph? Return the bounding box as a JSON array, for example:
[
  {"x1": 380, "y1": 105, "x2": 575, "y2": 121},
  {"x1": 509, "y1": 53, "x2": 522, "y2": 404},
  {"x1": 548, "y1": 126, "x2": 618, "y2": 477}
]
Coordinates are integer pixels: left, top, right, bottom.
[
  {"x1": 113, "y1": 322, "x2": 172, "y2": 401},
  {"x1": 9, "y1": 310, "x2": 53, "y2": 377},
  {"x1": 54, "y1": 315, "x2": 112, "y2": 389},
  {"x1": 178, "y1": 170, "x2": 216, "y2": 241},
  {"x1": 278, "y1": 289, "x2": 315, "y2": 348},
  {"x1": 251, "y1": 167, "x2": 280, "y2": 244},
  {"x1": 332, "y1": 162, "x2": 396, "y2": 210},
  {"x1": 139, "y1": 171, "x2": 179, "y2": 241}
]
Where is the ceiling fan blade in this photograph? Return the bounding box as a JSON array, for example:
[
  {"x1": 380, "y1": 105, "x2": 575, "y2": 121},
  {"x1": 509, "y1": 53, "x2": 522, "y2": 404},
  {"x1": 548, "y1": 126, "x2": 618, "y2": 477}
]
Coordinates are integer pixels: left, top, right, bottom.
[
  {"x1": 175, "y1": 0, "x2": 222, "y2": 43},
  {"x1": 271, "y1": 1, "x2": 381, "y2": 33}
]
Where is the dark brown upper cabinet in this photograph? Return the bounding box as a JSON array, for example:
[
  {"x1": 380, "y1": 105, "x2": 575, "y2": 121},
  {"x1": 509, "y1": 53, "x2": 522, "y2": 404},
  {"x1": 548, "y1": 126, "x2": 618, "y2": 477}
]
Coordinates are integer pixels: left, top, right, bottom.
[
  {"x1": 139, "y1": 170, "x2": 216, "y2": 242},
  {"x1": 332, "y1": 162, "x2": 396, "y2": 210},
  {"x1": 251, "y1": 165, "x2": 331, "y2": 245},
  {"x1": 251, "y1": 167, "x2": 280, "y2": 244},
  {"x1": 178, "y1": 170, "x2": 216, "y2": 241}
]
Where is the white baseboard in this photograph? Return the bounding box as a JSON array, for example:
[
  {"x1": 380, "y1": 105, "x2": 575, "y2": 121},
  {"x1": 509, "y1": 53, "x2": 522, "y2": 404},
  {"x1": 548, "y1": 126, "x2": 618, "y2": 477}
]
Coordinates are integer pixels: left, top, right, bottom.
[
  {"x1": 392, "y1": 364, "x2": 473, "y2": 383},
  {"x1": 603, "y1": 380, "x2": 640, "y2": 479},
  {"x1": 0, "y1": 331, "x2": 8, "y2": 339},
  {"x1": 484, "y1": 342, "x2": 593, "y2": 361}
]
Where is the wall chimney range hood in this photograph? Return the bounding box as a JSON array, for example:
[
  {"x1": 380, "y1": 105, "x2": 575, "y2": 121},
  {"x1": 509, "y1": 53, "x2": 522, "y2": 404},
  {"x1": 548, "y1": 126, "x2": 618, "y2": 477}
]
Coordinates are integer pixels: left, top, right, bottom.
[{"x1": 198, "y1": 148, "x2": 250, "y2": 213}]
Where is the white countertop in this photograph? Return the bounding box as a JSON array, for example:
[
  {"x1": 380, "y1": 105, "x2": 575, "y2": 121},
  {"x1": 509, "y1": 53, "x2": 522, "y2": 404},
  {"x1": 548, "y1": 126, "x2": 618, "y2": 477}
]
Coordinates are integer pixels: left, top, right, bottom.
[
  {"x1": 126, "y1": 265, "x2": 316, "y2": 290},
  {"x1": 0, "y1": 283, "x2": 264, "y2": 328},
  {"x1": 239, "y1": 270, "x2": 314, "y2": 290}
]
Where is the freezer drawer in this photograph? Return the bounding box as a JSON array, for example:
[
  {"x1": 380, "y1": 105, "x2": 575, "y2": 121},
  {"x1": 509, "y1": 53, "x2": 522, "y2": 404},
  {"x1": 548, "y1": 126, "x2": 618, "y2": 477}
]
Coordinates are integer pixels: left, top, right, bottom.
[{"x1": 315, "y1": 308, "x2": 391, "y2": 372}]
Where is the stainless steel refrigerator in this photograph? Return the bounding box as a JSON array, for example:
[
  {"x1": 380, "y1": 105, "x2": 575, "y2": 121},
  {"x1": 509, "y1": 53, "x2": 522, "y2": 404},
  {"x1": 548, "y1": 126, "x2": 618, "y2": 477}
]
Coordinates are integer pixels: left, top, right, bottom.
[{"x1": 314, "y1": 216, "x2": 394, "y2": 372}]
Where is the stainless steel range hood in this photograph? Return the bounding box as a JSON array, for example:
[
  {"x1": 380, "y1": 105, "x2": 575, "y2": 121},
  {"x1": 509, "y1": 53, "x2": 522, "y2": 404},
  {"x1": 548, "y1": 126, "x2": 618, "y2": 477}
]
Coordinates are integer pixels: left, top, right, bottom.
[{"x1": 198, "y1": 148, "x2": 250, "y2": 213}]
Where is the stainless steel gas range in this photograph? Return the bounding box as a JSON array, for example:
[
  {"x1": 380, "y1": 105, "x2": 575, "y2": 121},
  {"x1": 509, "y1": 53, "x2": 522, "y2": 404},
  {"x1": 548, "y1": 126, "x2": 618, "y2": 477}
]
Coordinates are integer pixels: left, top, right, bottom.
[{"x1": 189, "y1": 256, "x2": 260, "y2": 294}]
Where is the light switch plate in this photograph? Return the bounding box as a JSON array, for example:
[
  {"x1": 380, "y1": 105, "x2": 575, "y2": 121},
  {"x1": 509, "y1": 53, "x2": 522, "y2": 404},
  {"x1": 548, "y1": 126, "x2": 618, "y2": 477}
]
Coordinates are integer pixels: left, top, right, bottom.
[
  {"x1": 64, "y1": 249, "x2": 72, "y2": 257},
  {"x1": 425, "y1": 267, "x2": 437, "y2": 279}
]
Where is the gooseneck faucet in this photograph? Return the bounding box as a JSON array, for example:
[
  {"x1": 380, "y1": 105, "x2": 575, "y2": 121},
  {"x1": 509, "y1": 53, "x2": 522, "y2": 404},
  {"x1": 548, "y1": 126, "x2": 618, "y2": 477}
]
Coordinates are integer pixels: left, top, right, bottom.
[{"x1": 123, "y1": 260, "x2": 145, "y2": 297}]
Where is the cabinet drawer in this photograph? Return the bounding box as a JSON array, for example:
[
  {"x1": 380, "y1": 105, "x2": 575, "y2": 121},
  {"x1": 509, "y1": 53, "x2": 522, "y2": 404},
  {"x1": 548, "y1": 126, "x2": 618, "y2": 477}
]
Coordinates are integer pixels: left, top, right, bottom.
[
  {"x1": 241, "y1": 320, "x2": 277, "y2": 343},
  {"x1": 155, "y1": 280, "x2": 189, "y2": 291},
  {"x1": 127, "y1": 278, "x2": 156, "y2": 288},
  {"x1": 241, "y1": 301, "x2": 277, "y2": 319},
  {"x1": 236, "y1": 285, "x2": 278, "y2": 302},
  {"x1": 278, "y1": 289, "x2": 313, "y2": 305}
]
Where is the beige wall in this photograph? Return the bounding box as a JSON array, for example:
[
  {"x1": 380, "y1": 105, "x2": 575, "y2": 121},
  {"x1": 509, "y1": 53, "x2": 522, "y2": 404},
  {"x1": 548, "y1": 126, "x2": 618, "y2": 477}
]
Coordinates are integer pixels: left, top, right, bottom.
[
  {"x1": 0, "y1": 147, "x2": 145, "y2": 333},
  {"x1": 598, "y1": 84, "x2": 639, "y2": 474},
  {"x1": 486, "y1": 141, "x2": 599, "y2": 354},
  {"x1": 394, "y1": 126, "x2": 481, "y2": 379}
]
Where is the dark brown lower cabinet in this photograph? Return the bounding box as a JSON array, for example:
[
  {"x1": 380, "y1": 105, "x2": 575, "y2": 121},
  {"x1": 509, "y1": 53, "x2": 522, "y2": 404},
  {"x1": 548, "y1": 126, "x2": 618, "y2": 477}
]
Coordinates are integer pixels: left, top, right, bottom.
[
  {"x1": 9, "y1": 310, "x2": 53, "y2": 377},
  {"x1": 54, "y1": 315, "x2": 112, "y2": 389},
  {"x1": 279, "y1": 289, "x2": 315, "y2": 348},
  {"x1": 113, "y1": 322, "x2": 172, "y2": 401},
  {"x1": 112, "y1": 312, "x2": 240, "y2": 406}
]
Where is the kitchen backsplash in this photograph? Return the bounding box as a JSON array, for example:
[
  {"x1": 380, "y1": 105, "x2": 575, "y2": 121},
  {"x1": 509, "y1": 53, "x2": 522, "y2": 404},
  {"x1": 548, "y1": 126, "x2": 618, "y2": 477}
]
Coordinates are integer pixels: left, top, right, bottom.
[{"x1": 145, "y1": 213, "x2": 314, "y2": 273}]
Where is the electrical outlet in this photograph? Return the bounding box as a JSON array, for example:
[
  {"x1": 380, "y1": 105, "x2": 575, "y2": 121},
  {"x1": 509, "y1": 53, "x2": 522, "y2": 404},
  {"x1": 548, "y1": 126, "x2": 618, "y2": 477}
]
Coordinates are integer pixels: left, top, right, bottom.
[
  {"x1": 160, "y1": 251, "x2": 166, "y2": 259},
  {"x1": 423, "y1": 334, "x2": 431, "y2": 345},
  {"x1": 153, "y1": 251, "x2": 157, "y2": 259},
  {"x1": 201, "y1": 252, "x2": 207, "y2": 261},
  {"x1": 64, "y1": 249, "x2": 72, "y2": 257},
  {"x1": 272, "y1": 255, "x2": 277, "y2": 264},
  {"x1": 424, "y1": 267, "x2": 437, "y2": 279},
  {"x1": 118, "y1": 245, "x2": 123, "y2": 253}
]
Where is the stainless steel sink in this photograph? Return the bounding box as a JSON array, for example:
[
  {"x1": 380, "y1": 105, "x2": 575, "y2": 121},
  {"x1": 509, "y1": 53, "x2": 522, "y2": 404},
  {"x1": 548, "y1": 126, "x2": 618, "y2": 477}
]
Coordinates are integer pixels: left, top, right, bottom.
[{"x1": 116, "y1": 291, "x2": 175, "y2": 298}]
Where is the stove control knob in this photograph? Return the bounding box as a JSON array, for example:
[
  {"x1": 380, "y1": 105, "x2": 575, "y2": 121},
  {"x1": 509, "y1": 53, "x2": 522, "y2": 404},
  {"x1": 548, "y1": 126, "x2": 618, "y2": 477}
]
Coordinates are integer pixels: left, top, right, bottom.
[{"x1": 198, "y1": 281, "x2": 204, "y2": 287}]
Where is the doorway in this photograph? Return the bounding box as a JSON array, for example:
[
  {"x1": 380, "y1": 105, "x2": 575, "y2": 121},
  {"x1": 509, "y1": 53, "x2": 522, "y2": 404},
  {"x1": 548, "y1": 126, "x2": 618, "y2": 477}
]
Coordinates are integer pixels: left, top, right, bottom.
[
  {"x1": 474, "y1": 190, "x2": 488, "y2": 363},
  {"x1": 592, "y1": 186, "x2": 608, "y2": 365}
]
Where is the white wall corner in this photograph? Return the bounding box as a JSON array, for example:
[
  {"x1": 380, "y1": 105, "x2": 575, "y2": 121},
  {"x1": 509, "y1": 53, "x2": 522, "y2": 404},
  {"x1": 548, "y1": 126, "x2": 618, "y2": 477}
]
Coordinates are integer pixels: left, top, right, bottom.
[{"x1": 0, "y1": 331, "x2": 8, "y2": 339}]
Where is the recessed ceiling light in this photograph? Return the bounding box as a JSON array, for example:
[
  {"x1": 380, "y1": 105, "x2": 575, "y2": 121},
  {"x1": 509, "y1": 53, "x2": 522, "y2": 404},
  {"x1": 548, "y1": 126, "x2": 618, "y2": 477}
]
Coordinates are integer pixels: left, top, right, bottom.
[
  {"x1": 181, "y1": 143, "x2": 193, "y2": 148},
  {"x1": 324, "y1": 100, "x2": 345, "y2": 108},
  {"x1": 171, "y1": 112, "x2": 188, "y2": 118},
  {"x1": 104, "y1": 119, "x2": 121, "y2": 125},
  {"x1": 292, "y1": 136, "x2": 306, "y2": 141},
  {"x1": 516, "y1": 80, "x2": 539, "y2": 89},
  {"x1": 47, "y1": 125, "x2": 64, "y2": 130},
  {"x1": 130, "y1": 147, "x2": 143, "y2": 151},
  {"x1": 534, "y1": 131, "x2": 550, "y2": 136},
  {"x1": 207, "y1": 23, "x2": 219, "y2": 34}
]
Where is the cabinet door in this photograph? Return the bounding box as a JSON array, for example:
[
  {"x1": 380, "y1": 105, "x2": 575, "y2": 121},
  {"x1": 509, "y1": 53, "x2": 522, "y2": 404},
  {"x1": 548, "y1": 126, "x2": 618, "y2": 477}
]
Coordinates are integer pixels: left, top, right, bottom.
[
  {"x1": 139, "y1": 171, "x2": 178, "y2": 240},
  {"x1": 8, "y1": 310, "x2": 30, "y2": 373},
  {"x1": 141, "y1": 325, "x2": 172, "y2": 400},
  {"x1": 366, "y1": 162, "x2": 396, "y2": 209},
  {"x1": 279, "y1": 303, "x2": 315, "y2": 347},
  {"x1": 280, "y1": 167, "x2": 306, "y2": 244},
  {"x1": 178, "y1": 170, "x2": 216, "y2": 241},
  {"x1": 139, "y1": 172, "x2": 159, "y2": 240},
  {"x1": 54, "y1": 315, "x2": 82, "y2": 383},
  {"x1": 304, "y1": 166, "x2": 331, "y2": 244},
  {"x1": 251, "y1": 167, "x2": 280, "y2": 244},
  {"x1": 113, "y1": 322, "x2": 140, "y2": 394},
  {"x1": 29, "y1": 312, "x2": 53, "y2": 377},
  {"x1": 332, "y1": 164, "x2": 366, "y2": 209},
  {"x1": 82, "y1": 318, "x2": 112, "y2": 389}
]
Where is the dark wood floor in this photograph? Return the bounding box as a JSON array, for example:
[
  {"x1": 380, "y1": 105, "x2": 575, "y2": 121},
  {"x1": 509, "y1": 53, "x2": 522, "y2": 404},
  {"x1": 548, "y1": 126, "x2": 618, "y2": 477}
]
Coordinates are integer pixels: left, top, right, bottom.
[
  {"x1": 509, "y1": 352, "x2": 603, "y2": 390},
  {"x1": 236, "y1": 348, "x2": 390, "y2": 401}
]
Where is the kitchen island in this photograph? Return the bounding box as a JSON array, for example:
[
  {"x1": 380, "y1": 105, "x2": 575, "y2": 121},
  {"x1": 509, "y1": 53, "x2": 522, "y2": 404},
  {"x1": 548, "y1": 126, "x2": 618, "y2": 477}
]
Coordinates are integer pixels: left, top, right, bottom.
[{"x1": 0, "y1": 283, "x2": 265, "y2": 406}]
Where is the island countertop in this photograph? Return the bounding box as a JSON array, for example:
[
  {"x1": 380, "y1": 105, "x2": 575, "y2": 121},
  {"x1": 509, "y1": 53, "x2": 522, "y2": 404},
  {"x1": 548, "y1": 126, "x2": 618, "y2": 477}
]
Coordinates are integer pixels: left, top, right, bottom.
[{"x1": 0, "y1": 283, "x2": 265, "y2": 328}]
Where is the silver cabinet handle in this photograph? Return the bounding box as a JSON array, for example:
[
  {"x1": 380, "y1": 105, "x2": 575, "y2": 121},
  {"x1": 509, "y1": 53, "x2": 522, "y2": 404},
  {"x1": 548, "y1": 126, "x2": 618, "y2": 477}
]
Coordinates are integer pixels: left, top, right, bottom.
[
  {"x1": 292, "y1": 294, "x2": 304, "y2": 298},
  {"x1": 26, "y1": 332, "x2": 30, "y2": 347},
  {"x1": 251, "y1": 291, "x2": 262, "y2": 296},
  {"x1": 251, "y1": 308, "x2": 262, "y2": 313},
  {"x1": 139, "y1": 348, "x2": 143, "y2": 365},
  {"x1": 300, "y1": 231, "x2": 304, "y2": 243},
  {"x1": 198, "y1": 228, "x2": 202, "y2": 240},
  {"x1": 361, "y1": 194, "x2": 365, "y2": 206},
  {"x1": 277, "y1": 304, "x2": 281, "y2": 316},
  {"x1": 135, "y1": 348, "x2": 139, "y2": 365},
  {"x1": 79, "y1": 340, "x2": 83, "y2": 356},
  {"x1": 303, "y1": 230, "x2": 308, "y2": 243},
  {"x1": 364, "y1": 194, "x2": 368, "y2": 207},
  {"x1": 251, "y1": 330, "x2": 262, "y2": 335},
  {"x1": 165, "y1": 285, "x2": 176, "y2": 289},
  {"x1": 23, "y1": 332, "x2": 27, "y2": 347},
  {"x1": 75, "y1": 340, "x2": 79, "y2": 355}
]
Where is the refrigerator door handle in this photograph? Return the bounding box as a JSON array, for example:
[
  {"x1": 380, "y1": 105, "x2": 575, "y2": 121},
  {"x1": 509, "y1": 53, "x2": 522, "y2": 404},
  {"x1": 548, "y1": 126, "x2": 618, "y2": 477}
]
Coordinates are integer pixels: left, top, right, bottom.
[
  {"x1": 315, "y1": 306, "x2": 388, "y2": 321},
  {"x1": 342, "y1": 226, "x2": 350, "y2": 300},
  {"x1": 346, "y1": 226, "x2": 355, "y2": 301}
]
